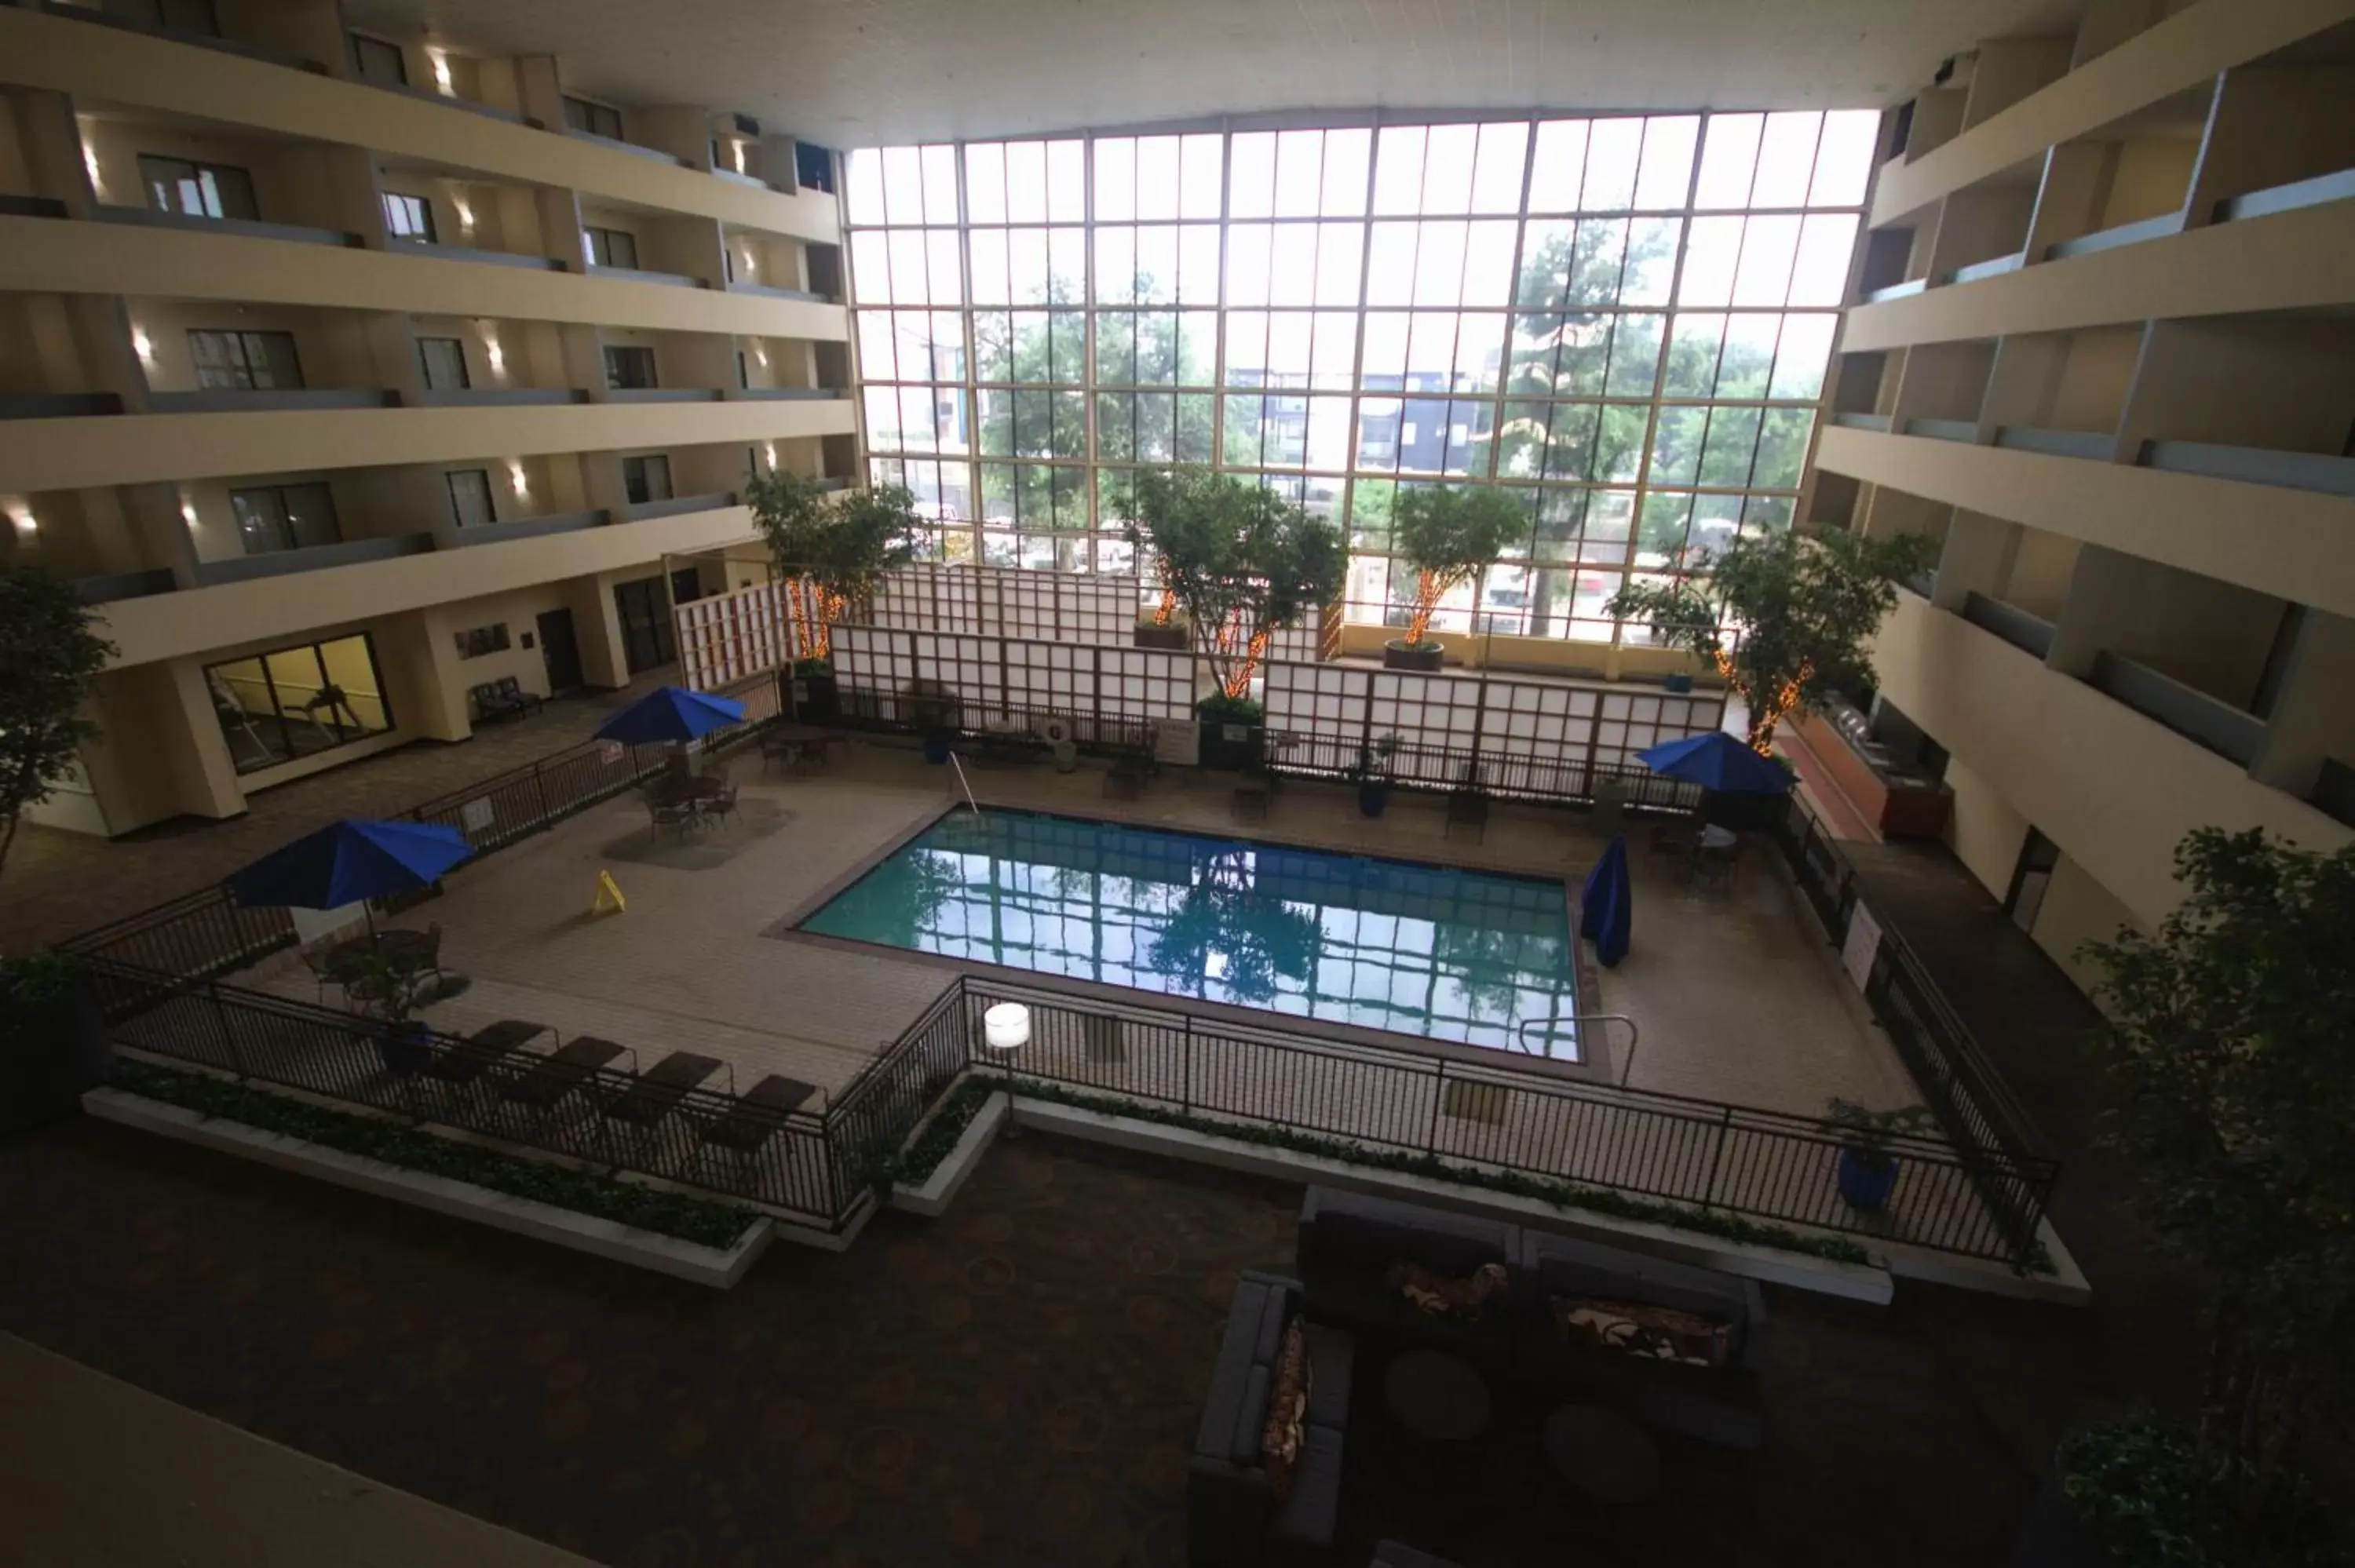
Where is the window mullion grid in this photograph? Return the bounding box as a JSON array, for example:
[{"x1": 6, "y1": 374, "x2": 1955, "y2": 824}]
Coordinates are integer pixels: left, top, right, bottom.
[
  {"x1": 1476, "y1": 115, "x2": 1543, "y2": 629},
  {"x1": 1612, "y1": 113, "x2": 1711, "y2": 647},
  {"x1": 1081, "y1": 134, "x2": 1098, "y2": 561},
  {"x1": 1210, "y1": 128, "x2": 1233, "y2": 472},
  {"x1": 946, "y1": 145, "x2": 979, "y2": 563},
  {"x1": 1339, "y1": 111, "x2": 1383, "y2": 622}
]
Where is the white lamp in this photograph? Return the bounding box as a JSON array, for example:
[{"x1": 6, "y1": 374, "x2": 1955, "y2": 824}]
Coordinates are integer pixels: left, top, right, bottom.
[{"x1": 982, "y1": 1001, "x2": 1030, "y2": 1052}]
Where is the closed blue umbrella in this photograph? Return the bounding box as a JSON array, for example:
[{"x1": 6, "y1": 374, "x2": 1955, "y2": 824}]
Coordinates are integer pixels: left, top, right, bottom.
[
  {"x1": 1579, "y1": 833, "x2": 1634, "y2": 968},
  {"x1": 228, "y1": 818, "x2": 473, "y2": 911},
  {"x1": 1638, "y1": 731, "x2": 1794, "y2": 795},
  {"x1": 593, "y1": 684, "x2": 747, "y2": 746}
]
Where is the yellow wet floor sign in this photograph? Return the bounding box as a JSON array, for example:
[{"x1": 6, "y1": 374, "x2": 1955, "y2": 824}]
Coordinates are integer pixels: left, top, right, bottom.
[{"x1": 592, "y1": 869, "x2": 626, "y2": 914}]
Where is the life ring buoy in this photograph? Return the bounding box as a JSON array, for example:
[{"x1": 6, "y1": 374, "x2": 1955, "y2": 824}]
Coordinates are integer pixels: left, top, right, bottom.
[{"x1": 1040, "y1": 716, "x2": 1075, "y2": 746}]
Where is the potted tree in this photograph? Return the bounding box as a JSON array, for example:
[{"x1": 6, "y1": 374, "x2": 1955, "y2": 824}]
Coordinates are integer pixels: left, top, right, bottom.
[
  {"x1": 746, "y1": 468, "x2": 918, "y2": 722},
  {"x1": 1823, "y1": 1097, "x2": 1938, "y2": 1211},
  {"x1": 1124, "y1": 468, "x2": 1342, "y2": 772},
  {"x1": 1135, "y1": 557, "x2": 1192, "y2": 649},
  {"x1": 1, "y1": 564, "x2": 115, "y2": 888},
  {"x1": 1350, "y1": 733, "x2": 1403, "y2": 818},
  {"x1": 0, "y1": 953, "x2": 108, "y2": 1134},
  {"x1": 2014, "y1": 829, "x2": 2355, "y2": 1567},
  {"x1": 1607, "y1": 527, "x2": 1935, "y2": 755},
  {"x1": 1386, "y1": 484, "x2": 1527, "y2": 671},
  {"x1": 350, "y1": 950, "x2": 435, "y2": 1077}
]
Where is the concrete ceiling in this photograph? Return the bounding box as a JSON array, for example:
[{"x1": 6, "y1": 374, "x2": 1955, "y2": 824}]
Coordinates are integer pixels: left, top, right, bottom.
[{"x1": 347, "y1": 0, "x2": 2084, "y2": 149}]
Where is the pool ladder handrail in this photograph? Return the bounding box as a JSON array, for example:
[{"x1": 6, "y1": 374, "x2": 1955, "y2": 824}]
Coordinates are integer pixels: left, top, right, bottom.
[
  {"x1": 1517, "y1": 1011, "x2": 1641, "y2": 1086},
  {"x1": 947, "y1": 749, "x2": 982, "y2": 820}
]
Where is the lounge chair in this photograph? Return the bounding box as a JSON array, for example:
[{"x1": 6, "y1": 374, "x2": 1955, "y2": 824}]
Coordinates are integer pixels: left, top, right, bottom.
[{"x1": 701, "y1": 1074, "x2": 817, "y2": 1151}]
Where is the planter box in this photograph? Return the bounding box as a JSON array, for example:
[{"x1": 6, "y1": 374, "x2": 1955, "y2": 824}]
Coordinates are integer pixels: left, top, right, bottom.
[
  {"x1": 1196, "y1": 721, "x2": 1264, "y2": 771},
  {"x1": 787, "y1": 669, "x2": 840, "y2": 723},
  {"x1": 83, "y1": 1088, "x2": 775, "y2": 1287},
  {"x1": 1383, "y1": 640, "x2": 1444, "y2": 672},
  {"x1": 2009, "y1": 1468, "x2": 2116, "y2": 1567},
  {"x1": 0, "y1": 980, "x2": 109, "y2": 1135},
  {"x1": 1133, "y1": 622, "x2": 1190, "y2": 650}
]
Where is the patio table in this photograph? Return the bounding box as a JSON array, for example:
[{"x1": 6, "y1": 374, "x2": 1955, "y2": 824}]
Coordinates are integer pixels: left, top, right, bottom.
[
  {"x1": 324, "y1": 927, "x2": 433, "y2": 981},
  {"x1": 604, "y1": 1050, "x2": 726, "y2": 1126}
]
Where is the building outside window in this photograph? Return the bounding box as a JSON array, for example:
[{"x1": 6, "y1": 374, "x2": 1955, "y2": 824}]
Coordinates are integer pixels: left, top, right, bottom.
[
  {"x1": 204, "y1": 633, "x2": 392, "y2": 774},
  {"x1": 582, "y1": 226, "x2": 639, "y2": 269},
  {"x1": 188, "y1": 329, "x2": 304, "y2": 391},
  {"x1": 844, "y1": 111, "x2": 1875, "y2": 641},
  {"x1": 604, "y1": 345, "x2": 659, "y2": 389},
  {"x1": 228, "y1": 482, "x2": 341, "y2": 555},
  {"x1": 563, "y1": 96, "x2": 625, "y2": 140},
  {"x1": 138, "y1": 155, "x2": 258, "y2": 221},
  {"x1": 416, "y1": 336, "x2": 469, "y2": 391},
  {"x1": 350, "y1": 33, "x2": 407, "y2": 86},
  {"x1": 383, "y1": 191, "x2": 436, "y2": 242},
  {"x1": 622, "y1": 454, "x2": 673, "y2": 505},
  {"x1": 446, "y1": 469, "x2": 497, "y2": 529}
]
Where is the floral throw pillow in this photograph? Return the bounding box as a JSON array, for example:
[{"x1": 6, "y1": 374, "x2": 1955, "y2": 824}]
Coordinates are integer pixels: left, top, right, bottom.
[
  {"x1": 1258, "y1": 1317, "x2": 1312, "y2": 1500},
  {"x1": 1386, "y1": 1259, "x2": 1512, "y2": 1318},
  {"x1": 1553, "y1": 1295, "x2": 1733, "y2": 1368}
]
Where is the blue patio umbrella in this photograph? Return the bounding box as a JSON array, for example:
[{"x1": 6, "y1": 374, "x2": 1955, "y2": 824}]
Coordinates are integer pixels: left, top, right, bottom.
[
  {"x1": 228, "y1": 818, "x2": 473, "y2": 912},
  {"x1": 1579, "y1": 833, "x2": 1634, "y2": 968},
  {"x1": 592, "y1": 684, "x2": 747, "y2": 746},
  {"x1": 1638, "y1": 731, "x2": 1795, "y2": 795}
]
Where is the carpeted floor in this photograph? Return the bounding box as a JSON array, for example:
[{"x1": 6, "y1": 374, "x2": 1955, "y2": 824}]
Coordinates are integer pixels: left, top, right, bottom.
[{"x1": 0, "y1": 1114, "x2": 2095, "y2": 1568}]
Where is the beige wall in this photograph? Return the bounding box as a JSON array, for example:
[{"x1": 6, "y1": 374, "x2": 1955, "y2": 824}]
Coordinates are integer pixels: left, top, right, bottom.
[
  {"x1": 2002, "y1": 524, "x2": 2081, "y2": 618},
  {"x1": 1815, "y1": 425, "x2": 2355, "y2": 619},
  {"x1": 378, "y1": 169, "x2": 552, "y2": 260},
  {"x1": 0, "y1": 215, "x2": 850, "y2": 341},
  {"x1": 1941, "y1": 750, "x2": 2032, "y2": 899},
  {"x1": 97, "y1": 501, "x2": 760, "y2": 667},
  {"x1": 124, "y1": 297, "x2": 395, "y2": 392},
  {"x1": 2, "y1": 7, "x2": 838, "y2": 243},
  {"x1": 1871, "y1": 0, "x2": 2339, "y2": 224},
  {"x1": 78, "y1": 115, "x2": 370, "y2": 237},
  {"x1": 2029, "y1": 851, "x2": 2145, "y2": 996},
  {"x1": 1871, "y1": 589, "x2": 2350, "y2": 924},
  {"x1": 0, "y1": 396, "x2": 856, "y2": 492}
]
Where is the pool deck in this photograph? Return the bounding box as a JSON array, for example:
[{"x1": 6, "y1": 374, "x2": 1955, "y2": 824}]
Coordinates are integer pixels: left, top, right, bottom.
[{"x1": 246, "y1": 737, "x2": 1922, "y2": 1121}]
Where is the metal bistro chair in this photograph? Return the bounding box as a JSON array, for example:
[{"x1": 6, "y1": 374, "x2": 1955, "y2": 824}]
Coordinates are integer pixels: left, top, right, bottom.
[{"x1": 706, "y1": 782, "x2": 741, "y2": 827}]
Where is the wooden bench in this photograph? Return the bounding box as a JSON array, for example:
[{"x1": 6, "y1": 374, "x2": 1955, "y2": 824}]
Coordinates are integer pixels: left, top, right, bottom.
[{"x1": 469, "y1": 676, "x2": 545, "y2": 724}]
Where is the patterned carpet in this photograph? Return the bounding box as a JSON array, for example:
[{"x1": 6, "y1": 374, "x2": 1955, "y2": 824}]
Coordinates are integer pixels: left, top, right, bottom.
[{"x1": 0, "y1": 1117, "x2": 2060, "y2": 1567}]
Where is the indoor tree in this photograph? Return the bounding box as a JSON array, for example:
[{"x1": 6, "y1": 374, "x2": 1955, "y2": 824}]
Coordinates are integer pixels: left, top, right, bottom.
[
  {"x1": 1605, "y1": 526, "x2": 1931, "y2": 753},
  {"x1": 1390, "y1": 483, "x2": 1528, "y2": 651},
  {"x1": 745, "y1": 469, "x2": 918, "y2": 663},
  {"x1": 1123, "y1": 467, "x2": 1342, "y2": 713},
  {"x1": 2065, "y1": 829, "x2": 2354, "y2": 1565},
  {"x1": 0, "y1": 565, "x2": 114, "y2": 886}
]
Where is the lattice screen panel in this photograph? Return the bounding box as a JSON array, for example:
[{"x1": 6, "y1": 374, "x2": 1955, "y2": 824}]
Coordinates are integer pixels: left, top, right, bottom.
[
  {"x1": 674, "y1": 580, "x2": 787, "y2": 692},
  {"x1": 1261, "y1": 662, "x2": 1370, "y2": 742},
  {"x1": 1370, "y1": 671, "x2": 1486, "y2": 787},
  {"x1": 831, "y1": 625, "x2": 911, "y2": 707},
  {"x1": 1005, "y1": 638, "x2": 1097, "y2": 715},
  {"x1": 1265, "y1": 611, "x2": 1326, "y2": 665},
  {"x1": 1095, "y1": 647, "x2": 1196, "y2": 721},
  {"x1": 915, "y1": 631, "x2": 1004, "y2": 714},
  {"x1": 1593, "y1": 690, "x2": 1719, "y2": 770}
]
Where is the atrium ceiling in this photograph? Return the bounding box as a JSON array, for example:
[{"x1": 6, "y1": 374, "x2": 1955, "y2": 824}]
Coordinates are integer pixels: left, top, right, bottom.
[{"x1": 348, "y1": 0, "x2": 2083, "y2": 148}]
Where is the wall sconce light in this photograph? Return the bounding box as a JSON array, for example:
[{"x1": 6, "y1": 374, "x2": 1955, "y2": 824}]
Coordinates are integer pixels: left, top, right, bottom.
[
  {"x1": 763, "y1": 441, "x2": 778, "y2": 470},
  {"x1": 484, "y1": 333, "x2": 506, "y2": 376},
  {"x1": 754, "y1": 344, "x2": 769, "y2": 368},
  {"x1": 732, "y1": 142, "x2": 748, "y2": 174},
  {"x1": 507, "y1": 460, "x2": 529, "y2": 497},
  {"x1": 740, "y1": 248, "x2": 758, "y2": 276},
  {"x1": 179, "y1": 493, "x2": 199, "y2": 530},
  {"x1": 454, "y1": 197, "x2": 476, "y2": 232},
  {"x1": 6, "y1": 500, "x2": 37, "y2": 537},
  {"x1": 81, "y1": 138, "x2": 104, "y2": 198},
  {"x1": 427, "y1": 48, "x2": 454, "y2": 93},
  {"x1": 130, "y1": 325, "x2": 155, "y2": 363}
]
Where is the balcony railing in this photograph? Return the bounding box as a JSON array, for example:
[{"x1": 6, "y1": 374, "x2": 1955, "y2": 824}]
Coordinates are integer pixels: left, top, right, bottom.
[
  {"x1": 451, "y1": 509, "x2": 608, "y2": 546},
  {"x1": 146, "y1": 388, "x2": 396, "y2": 414},
  {"x1": 2090, "y1": 651, "x2": 2266, "y2": 768},
  {"x1": 192, "y1": 533, "x2": 434, "y2": 586},
  {"x1": 74, "y1": 567, "x2": 177, "y2": 603},
  {"x1": 1961, "y1": 591, "x2": 2055, "y2": 661},
  {"x1": 93, "y1": 204, "x2": 360, "y2": 248},
  {"x1": 0, "y1": 392, "x2": 122, "y2": 418},
  {"x1": 398, "y1": 239, "x2": 562, "y2": 271},
  {"x1": 2139, "y1": 439, "x2": 2355, "y2": 499},
  {"x1": 625, "y1": 491, "x2": 736, "y2": 520},
  {"x1": 1994, "y1": 426, "x2": 2113, "y2": 461},
  {"x1": 39, "y1": 0, "x2": 327, "y2": 72}
]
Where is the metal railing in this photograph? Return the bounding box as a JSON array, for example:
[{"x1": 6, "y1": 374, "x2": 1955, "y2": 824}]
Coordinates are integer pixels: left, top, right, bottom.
[
  {"x1": 1261, "y1": 730, "x2": 1707, "y2": 813},
  {"x1": 1766, "y1": 794, "x2": 2059, "y2": 1260},
  {"x1": 932, "y1": 974, "x2": 2054, "y2": 1264},
  {"x1": 93, "y1": 961, "x2": 845, "y2": 1229}
]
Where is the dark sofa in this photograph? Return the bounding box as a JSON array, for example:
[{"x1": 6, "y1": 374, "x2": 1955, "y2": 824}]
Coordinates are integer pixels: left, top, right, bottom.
[
  {"x1": 1189, "y1": 1269, "x2": 1357, "y2": 1566},
  {"x1": 1294, "y1": 1187, "x2": 1767, "y2": 1448}
]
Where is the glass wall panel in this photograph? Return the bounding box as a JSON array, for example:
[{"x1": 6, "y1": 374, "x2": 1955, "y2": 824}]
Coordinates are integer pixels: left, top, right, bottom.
[
  {"x1": 847, "y1": 111, "x2": 1872, "y2": 636},
  {"x1": 205, "y1": 633, "x2": 393, "y2": 775}
]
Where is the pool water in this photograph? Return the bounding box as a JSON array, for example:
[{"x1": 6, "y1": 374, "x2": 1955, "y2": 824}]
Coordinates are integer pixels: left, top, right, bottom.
[{"x1": 798, "y1": 810, "x2": 1579, "y2": 1054}]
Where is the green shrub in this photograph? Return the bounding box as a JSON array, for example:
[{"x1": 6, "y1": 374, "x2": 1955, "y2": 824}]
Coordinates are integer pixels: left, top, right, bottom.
[
  {"x1": 2061, "y1": 1416, "x2": 2346, "y2": 1567},
  {"x1": 112, "y1": 1061, "x2": 756, "y2": 1250}
]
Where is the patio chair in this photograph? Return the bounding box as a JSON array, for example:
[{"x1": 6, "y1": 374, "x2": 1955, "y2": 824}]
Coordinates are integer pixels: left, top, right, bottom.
[
  {"x1": 300, "y1": 944, "x2": 347, "y2": 1005},
  {"x1": 1650, "y1": 818, "x2": 1700, "y2": 864},
  {"x1": 1445, "y1": 788, "x2": 1489, "y2": 844},
  {"x1": 1104, "y1": 753, "x2": 1148, "y2": 801},
  {"x1": 650, "y1": 797, "x2": 699, "y2": 839},
  {"x1": 707, "y1": 782, "x2": 741, "y2": 826},
  {"x1": 1693, "y1": 840, "x2": 1741, "y2": 892}
]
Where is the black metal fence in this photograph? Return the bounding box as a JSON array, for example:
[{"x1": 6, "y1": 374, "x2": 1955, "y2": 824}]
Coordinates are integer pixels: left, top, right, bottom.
[
  {"x1": 1260, "y1": 730, "x2": 1706, "y2": 813},
  {"x1": 920, "y1": 974, "x2": 2054, "y2": 1265},
  {"x1": 831, "y1": 687, "x2": 1157, "y2": 756},
  {"x1": 96, "y1": 960, "x2": 845, "y2": 1228},
  {"x1": 1766, "y1": 795, "x2": 2059, "y2": 1257}
]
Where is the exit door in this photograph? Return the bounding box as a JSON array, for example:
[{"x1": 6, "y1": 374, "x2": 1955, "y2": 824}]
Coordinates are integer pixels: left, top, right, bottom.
[{"x1": 535, "y1": 607, "x2": 584, "y2": 693}]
